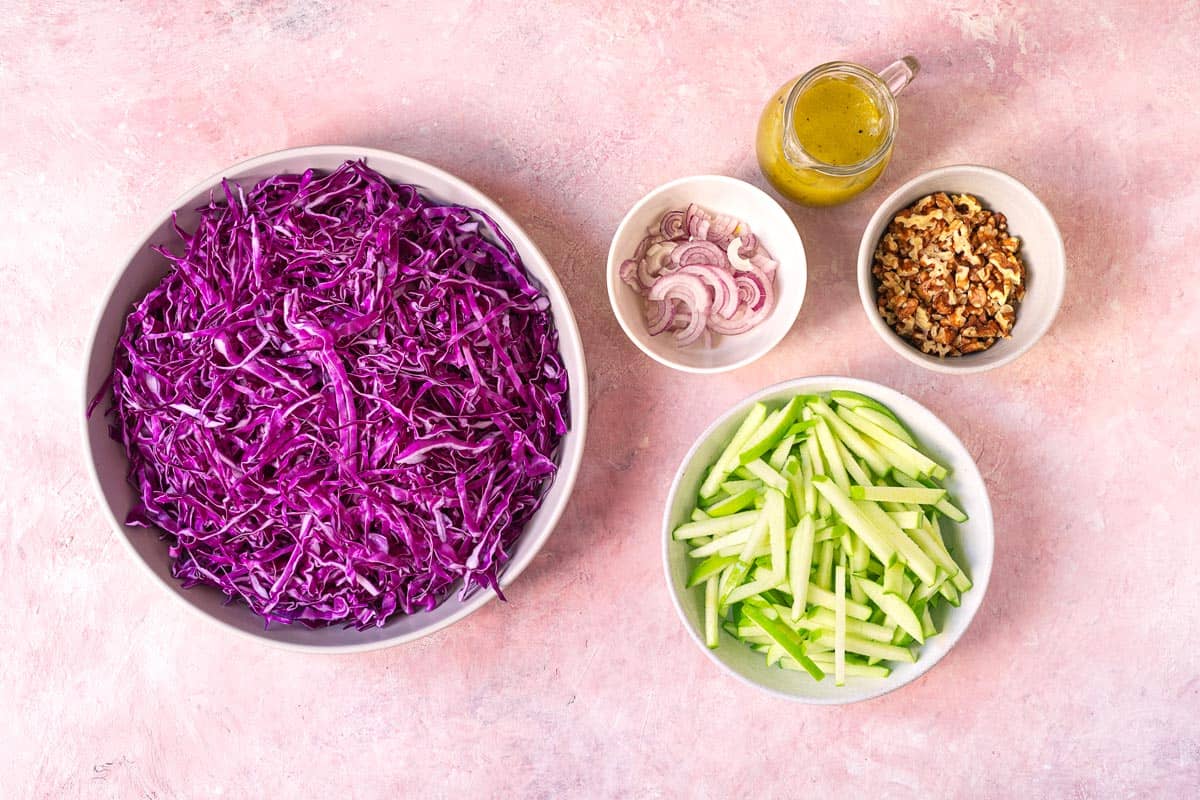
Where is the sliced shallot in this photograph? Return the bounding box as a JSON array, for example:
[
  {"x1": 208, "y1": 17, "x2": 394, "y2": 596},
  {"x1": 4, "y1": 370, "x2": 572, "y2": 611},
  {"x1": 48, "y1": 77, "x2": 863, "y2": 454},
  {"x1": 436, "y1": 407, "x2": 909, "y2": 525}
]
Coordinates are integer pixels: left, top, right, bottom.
[{"x1": 624, "y1": 204, "x2": 779, "y2": 347}]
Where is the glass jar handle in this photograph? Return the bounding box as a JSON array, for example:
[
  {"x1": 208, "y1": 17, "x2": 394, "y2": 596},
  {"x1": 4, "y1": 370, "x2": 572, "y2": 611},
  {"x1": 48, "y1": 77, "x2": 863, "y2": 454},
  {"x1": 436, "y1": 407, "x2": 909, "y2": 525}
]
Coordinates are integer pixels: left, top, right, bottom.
[{"x1": 877, "y1": 56, "x2": 920, "y2": 96}]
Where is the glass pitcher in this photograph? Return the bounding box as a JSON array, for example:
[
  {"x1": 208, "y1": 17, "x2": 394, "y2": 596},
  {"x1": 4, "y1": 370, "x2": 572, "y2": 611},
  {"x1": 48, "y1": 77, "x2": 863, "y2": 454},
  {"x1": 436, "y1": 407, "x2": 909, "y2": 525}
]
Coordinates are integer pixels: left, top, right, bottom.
[{"x1": 756, "y1": 57, "x2": 919, "y2": 207}]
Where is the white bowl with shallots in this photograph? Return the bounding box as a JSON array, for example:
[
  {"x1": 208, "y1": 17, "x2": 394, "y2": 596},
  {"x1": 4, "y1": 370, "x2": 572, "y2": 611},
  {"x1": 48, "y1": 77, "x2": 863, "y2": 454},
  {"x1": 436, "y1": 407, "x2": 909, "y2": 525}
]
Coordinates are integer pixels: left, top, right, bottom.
[
  {"x1": 607, "y1": 175, "x2": 807, "y2": 374},
  {"x1": 857, "y1": 165, "x2": 1066, "y2": 374}
]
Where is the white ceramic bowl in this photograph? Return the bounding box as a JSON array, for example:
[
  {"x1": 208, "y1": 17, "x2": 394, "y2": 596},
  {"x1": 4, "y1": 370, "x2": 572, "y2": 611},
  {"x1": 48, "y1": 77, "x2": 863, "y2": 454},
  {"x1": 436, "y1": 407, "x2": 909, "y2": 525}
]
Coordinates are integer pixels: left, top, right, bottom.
[
  {"x1": 81, "y1": 145, "x2": 588, "y2": 652},
  {"x1": 662, "y1": 376, "x2": 994, "y2": 704},
  {"x1": 607, "y1": 175, "x2": 807, "y2": 373},
  {"x1": 857, "y1": 165, "x2": 1066, "y2": 374}
]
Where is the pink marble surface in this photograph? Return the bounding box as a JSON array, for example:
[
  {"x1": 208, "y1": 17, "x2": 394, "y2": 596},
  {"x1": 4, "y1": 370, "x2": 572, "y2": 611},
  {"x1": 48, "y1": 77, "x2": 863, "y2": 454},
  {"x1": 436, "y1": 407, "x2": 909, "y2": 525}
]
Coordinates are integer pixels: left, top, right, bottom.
[{"x1": 2, "y1": 1, "x2": 1197, "y2": 797}]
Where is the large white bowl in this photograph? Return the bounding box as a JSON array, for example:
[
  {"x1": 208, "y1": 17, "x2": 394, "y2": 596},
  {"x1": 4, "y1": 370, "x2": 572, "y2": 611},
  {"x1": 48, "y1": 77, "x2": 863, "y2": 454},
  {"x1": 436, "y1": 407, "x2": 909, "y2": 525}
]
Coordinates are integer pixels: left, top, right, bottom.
[
  {"x1": 81, "y1": 146, "x2": 588, "y2": 652},
  {"x1": 607, "y1": 175, "x2": 807, "y2": 373},
  {"x1": 662, "y1": 376, "x2": 994, "y2": 703},
  {"x1": 857, "y1": 165, "x2": 1066, "y2": 374}
]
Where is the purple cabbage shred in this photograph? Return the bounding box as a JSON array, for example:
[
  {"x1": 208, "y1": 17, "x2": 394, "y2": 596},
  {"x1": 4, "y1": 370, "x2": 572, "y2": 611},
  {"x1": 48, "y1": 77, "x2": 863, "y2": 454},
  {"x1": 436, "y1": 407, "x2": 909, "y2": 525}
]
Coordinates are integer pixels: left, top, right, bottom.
[{"x1": 103, "y1": 160, "x2": 569, "y2": 629}]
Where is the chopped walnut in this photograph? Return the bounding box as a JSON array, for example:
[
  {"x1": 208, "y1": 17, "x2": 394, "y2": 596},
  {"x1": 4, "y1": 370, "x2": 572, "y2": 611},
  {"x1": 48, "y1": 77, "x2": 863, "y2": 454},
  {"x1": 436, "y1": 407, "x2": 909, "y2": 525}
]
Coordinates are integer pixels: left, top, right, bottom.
[{"x1": 872, "y1": 192, "x2": 1027, "y2": 357}]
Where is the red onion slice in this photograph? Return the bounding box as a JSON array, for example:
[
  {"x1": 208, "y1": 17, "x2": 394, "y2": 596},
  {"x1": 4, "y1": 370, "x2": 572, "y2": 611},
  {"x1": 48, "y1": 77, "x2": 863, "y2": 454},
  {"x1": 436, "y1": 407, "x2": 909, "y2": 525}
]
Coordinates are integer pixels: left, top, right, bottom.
[
  {"x1": 727, "y1": 237, "x2": 754, "y2": 271},
  {"x1": 627, "y1": 204, "x2": 777, "y2": 347},
  {"x1": 645, "y1": 298, "x2": 676, "y2": 335},
  {"x1": 709, "y1": 266, "x2": 775, "y2": 335},
  {"x1": 706, "y1": 214, "x2": 739, "y2": 248},
  {"x1": 736, "y1": 232, "x2": 758, "y2": 258},
  {"x1": 679, "y1": 263, "x2": 739, "y2": 318},
  {"x1": 706, "y1": 306, "x2": 752, "y2": 335},
  {"x1": 637, "y1": 242, "x2": 677, "y2": 288},
  {"x1": 648, "y1": 272, "x2": 712, "y2": 311},
  {"x1": 672, "y1": 308, "x2": 707, "y2": 346},
  {"x1": 647, "y1": 272, "x2": 712, "y2": 346},
  {"x1": 749, "y1": 251, "x2": 778, "y2": 274},
  {"x1": 634, "y1": 234, "x2": 656, "y2": 261},
  {"x1": 660, "y1": 210, "x2": 687, "y2": 240},
  {"x1": 672, "y1": 240, "x2": 727, "y2": 268},
  {"x1": 686, "y1": 203, "x2": 714, "y2": 241},
  {"x1": 619, "y1": 258, "x2": 640, "y2": 289},
  {"x1": 737, "y1": 266, "x2": 773, "y2": 312}
]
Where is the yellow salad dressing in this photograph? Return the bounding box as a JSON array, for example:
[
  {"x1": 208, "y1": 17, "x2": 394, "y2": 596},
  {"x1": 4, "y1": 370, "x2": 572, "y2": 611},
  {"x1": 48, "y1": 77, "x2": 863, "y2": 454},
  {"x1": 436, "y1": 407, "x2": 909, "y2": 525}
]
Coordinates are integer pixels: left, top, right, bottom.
[
  {"x1": 756, "y1": 74, "x2": 894, "y2": 206},
  {"x1": 792, "y1": 77, "x2": 886, "y2": 165}
]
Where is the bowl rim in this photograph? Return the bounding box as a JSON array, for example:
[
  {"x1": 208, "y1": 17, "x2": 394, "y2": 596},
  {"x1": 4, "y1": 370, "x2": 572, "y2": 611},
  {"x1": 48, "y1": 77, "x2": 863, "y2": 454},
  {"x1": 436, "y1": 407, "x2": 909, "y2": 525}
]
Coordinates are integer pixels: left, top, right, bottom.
[
  {"x1": 855, "y1": 164, "x2": 1067, "y2": 375},
  {"x1": 660, "y1": 375, "x2": 994, "y2": 704},
  {"x1": 605, "y1": 174, "x2": 807, "y2": 374},
  {"x1": 79, "y1": 144, "x2": 589, "y2": 653}
]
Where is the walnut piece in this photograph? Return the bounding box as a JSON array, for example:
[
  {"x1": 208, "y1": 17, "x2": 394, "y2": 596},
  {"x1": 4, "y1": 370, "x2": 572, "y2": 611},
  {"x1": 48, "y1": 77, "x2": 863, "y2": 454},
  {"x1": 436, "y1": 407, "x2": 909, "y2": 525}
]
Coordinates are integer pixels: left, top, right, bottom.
[{"x1": 871, "y1": 192, "x2": 1027, "y2": 357}]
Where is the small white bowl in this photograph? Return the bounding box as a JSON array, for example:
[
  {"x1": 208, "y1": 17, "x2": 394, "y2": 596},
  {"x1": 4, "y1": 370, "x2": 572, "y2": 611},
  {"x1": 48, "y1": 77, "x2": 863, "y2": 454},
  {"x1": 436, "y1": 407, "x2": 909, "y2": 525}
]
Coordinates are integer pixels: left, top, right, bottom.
[
  {"x1": 662, "y1": 376, "x2": 994, "y2": 704},
  {"x1": 607, "y1": 175, "x2": 807, "y2": 373},
  {"x1": 857, "y1": 165, "x2": 1066, "y2": 374},
  {"x1": 81, "y1": 146, "x2": 588, "y2": 652}
]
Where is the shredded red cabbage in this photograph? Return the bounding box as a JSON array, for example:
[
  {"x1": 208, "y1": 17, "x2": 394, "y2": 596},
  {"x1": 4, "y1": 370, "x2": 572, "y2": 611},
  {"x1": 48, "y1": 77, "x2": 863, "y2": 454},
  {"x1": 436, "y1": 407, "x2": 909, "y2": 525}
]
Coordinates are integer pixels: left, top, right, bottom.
[{"x1": 101, "y1": 160, "x2": 569, "y2": 629}]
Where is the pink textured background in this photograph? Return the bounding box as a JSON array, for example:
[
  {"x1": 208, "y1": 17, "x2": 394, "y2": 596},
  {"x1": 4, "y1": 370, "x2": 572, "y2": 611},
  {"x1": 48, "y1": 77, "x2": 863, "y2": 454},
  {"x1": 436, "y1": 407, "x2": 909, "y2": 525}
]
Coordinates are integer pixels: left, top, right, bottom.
[{"x1": 2, "y1": 1, "x2": 1197, "y2": 797}]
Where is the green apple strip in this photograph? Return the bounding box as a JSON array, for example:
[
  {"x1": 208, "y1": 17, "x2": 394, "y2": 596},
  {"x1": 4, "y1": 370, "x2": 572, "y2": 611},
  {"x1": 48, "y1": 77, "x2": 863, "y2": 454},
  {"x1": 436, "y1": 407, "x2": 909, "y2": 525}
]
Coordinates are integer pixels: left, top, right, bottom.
[
  {"x1": 849, "y1": 532, "x2": 870, "y2": 604},
  {"x1": 725, "y1": 572, "x2": 786, "y2": 604},
  {"x1": 787, "y1": 464, "x2": 807, "y2": 521},
  {"x1": 866, "y1": 433, "x2": 934, "y2": 481},
  {"x1": 809, "y1": 398, "x2": 892, "y2": 476},
  {"x1": 742, "y1": 458, "x2": 789, "y2": 492},
  {"x1": 813, "y1": 523, "x2": 838, "y2": 544},
  {"x1": 689, "y1": 526, "x2": 752, "y2": 557},
  {"x1": 802, "y1": 414, "x2": 832, "y2": 518},
  {"x1": 921, "y1": 605, "x2": 937, "y2": 639},
  {"x1": 799, "y1": 448, "x2": 817, "y2": 516},
  {"x1": 834, "y1": 562, "x2": 847, "y2": 686},
  {"x1": 886, "y1": 510, "x2": 922, "y2": 529},
  {"x1": 806, "y1": 585, "x2": 872, "y2": 620},
  {"x1": 892, "y1": 471, "x2": 969, "y2": 522},
  {"x1": 782, "y1": 454, "x2": 801, "y2": 479},
  {"x1": 909, "y1": 572, "x2": 947, "y2": 604},
  {"x1": 836, "y1": 437, "x2": 873, "y2": 486},
  {"x1": 703, "y1": 487, "x2": 759, "y2": 516},
  {"x1": 673, "y1": 509, "x2": 760, "y2": 540},
  {"x1": 719, "y1": 479, "x2": 762, "y2": 495},
  {"x1": 857, "y1": 577, "x2": 925, "y2": 643},
  {"x1": 849, "y1": 485, "x2": 947, "y2": 504},
  {"x1": 812, "y1": 539, "x2": 831, "y2": 590},
  {"x1": 811, "y1": 475, "x2": 897, "y2": 565},
  {"x1": 737, "y1": 397, "x2": 801, "y2": 465},
  {"x1": 719, "y1": 513, "x2": 770, "y2": 606},
  {"x1": 741, "y1": 605, "x2": 824, "y2": 681},
  {"x1": 789, "y1": 515, "x2": 815, "y2": 620},
  {"x1": 830, "y1": 390, "x2": 918, "y2": 444},
  {"x1": 814, "y1": 630, "x2": 915, "y2": 663},
  {"x1": 705, "y1": 577, "x2": 720, "y2": 648},
  {"x1": 764, "y1": 488, "x2": 788, "y2": 581},
  {"x1": 798, "y1": 608, "x2": 896, "y2": 642},
  {"x1": 854, "y1": 500, "x2": 938, "y2": 585},
  {"x1": 837, "y1": 405, "x2": 947, "y2": 480},
  {"x1": 700, "y1": 403, "x2": 767, "y2": 498},
  {"x1": 939, "y1": 580, "x2": 961, "y2": 606},
  {"x1": 768, "y1": 434, "x2": 796, "y2": 470},
  {"x1": 828, "y1": 389, "x2": 895, "y2": 416},
  {"x1": 907, "y1": 521, "x2": 964, "y2": 580},
  {"x1": 883, "y1": 561, "x2": 905, "y2": 595},
  {"x1": 854, "y1": 405, "x2": 917, "y2": 446},
  {"x1": 786, "y1": 419, "x2": 818, "y2": 438},
  {"x1": 687, "y1": 554, "x2": 738, "y2": 587},
  {"x1": 801, "y1": 658, "x2": 892, "y2": 678},
  {"x1": 813, "y1": 417, "x2": 851, "y2": 491}
]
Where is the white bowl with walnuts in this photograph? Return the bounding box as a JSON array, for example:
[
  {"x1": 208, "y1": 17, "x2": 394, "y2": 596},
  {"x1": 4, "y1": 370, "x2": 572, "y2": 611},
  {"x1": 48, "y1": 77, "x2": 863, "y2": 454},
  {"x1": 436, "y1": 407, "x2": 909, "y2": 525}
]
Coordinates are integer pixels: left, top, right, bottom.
[{"x1": 857, "y1": 165, "x2": 1066, "y2": 374}]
